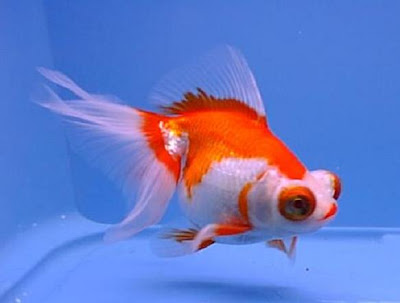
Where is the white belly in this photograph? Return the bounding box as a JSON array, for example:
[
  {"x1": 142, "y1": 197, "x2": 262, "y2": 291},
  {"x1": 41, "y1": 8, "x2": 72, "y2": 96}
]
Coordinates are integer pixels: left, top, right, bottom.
[
  {"x1": 179, "y1": 158, "x2": 268, "y2": 227},
  {"x1": 214, "y1": 228, "x2": 276, "y2": 244}
]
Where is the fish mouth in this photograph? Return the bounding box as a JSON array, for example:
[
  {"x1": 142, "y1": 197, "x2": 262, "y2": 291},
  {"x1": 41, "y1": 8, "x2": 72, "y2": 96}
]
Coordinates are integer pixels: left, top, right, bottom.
[{"x1": 320, "y1": 203, "x2": 338, "y2": 221}]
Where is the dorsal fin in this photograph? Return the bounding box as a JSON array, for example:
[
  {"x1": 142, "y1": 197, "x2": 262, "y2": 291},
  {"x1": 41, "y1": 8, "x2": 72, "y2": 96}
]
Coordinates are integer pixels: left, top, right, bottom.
[
  {"x1": 160, "y1": 88, "x2": 263, "y2": 121},
  {"x1": 150, "y1": 45, "x2": 266, "y2": 119}
]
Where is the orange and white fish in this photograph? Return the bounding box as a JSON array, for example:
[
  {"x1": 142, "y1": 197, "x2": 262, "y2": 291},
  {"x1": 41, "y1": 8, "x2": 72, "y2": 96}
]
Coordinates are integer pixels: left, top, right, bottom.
[{"x1": 38, "y1": 46, "x2": 341, "y2": 258}]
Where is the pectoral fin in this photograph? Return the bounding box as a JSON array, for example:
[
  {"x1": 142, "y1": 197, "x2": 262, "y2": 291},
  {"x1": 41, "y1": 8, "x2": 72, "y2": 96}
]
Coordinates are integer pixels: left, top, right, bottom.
[{"x1": 267, "y1": 236, "x2": 298, "y2": 259}]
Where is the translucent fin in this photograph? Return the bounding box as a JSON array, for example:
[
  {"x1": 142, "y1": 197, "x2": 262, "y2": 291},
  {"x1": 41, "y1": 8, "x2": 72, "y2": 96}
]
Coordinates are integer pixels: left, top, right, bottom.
[
  {"x1": 287, "y1": 236, "x2": 298, "y2": 260},
  {"x1": 267, "y1": 239, "x2": 288, "y2": 254},
  {"x1": 151, "y1": 228, "x2": 199, "y2": 258},
  {"x1": 150, "y1": 45, "x2": 266, "y2": 118},
  {"x1": 267, "y1": 236, "x2": 297, "y2": 260},
  {"x1": 37, "y1": 68, "x2": 179, "y2": 242}
]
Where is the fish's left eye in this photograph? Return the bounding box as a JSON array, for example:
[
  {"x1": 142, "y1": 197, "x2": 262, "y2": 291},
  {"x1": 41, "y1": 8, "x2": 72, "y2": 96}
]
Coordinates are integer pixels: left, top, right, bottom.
[{"x1": 278, "y1": 186, "x2": 316, "y2": 221}]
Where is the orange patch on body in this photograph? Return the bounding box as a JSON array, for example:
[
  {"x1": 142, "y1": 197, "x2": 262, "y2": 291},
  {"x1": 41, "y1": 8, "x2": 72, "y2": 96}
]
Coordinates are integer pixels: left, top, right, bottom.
[
  {"x1": 214, "y1": 224, "x2": 251, "y2": 236},
  {"x1": 171, "y1": 110, "x2": 305, "y2": 196},
  {"x1": 238, "y1": 172, "x2": 266, "y2": 223},
  {"x1": 238, "y1": 182, "x2": 253, "y2": 224},
  {"x1": 139, "y1": 110, "x2": 181, "y2": 181},
  {"x1": 157, "y1": 89, "x2": 306, "y2": 195}
]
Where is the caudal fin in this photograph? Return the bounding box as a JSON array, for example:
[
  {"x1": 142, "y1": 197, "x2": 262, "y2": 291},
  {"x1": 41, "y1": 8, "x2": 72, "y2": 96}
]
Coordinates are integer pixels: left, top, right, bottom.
[{"x1": 37, "y1": 68, "x2": 180, "y2": 242}]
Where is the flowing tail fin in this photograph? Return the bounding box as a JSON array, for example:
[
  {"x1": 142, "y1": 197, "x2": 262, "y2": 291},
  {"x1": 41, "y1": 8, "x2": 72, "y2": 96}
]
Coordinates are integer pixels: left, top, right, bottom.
[{"x1": 37, "y1": 68, "x2": 180, "y2": 242}]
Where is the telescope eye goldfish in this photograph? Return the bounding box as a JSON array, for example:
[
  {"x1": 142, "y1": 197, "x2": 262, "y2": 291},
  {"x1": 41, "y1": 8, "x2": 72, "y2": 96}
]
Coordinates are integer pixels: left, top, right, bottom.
[{"x1": 39, "y1": 46, "x2": 340, "y2": 258}]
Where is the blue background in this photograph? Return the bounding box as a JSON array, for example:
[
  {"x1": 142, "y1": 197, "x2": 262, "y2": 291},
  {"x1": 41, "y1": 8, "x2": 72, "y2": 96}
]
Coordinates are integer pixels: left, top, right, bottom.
[
  {"x1": 1, "y1": 1, "x2": 400, "y2": 302},
  {"x1": 2, "y1": 0, "x2": 400, "y2": 236}
]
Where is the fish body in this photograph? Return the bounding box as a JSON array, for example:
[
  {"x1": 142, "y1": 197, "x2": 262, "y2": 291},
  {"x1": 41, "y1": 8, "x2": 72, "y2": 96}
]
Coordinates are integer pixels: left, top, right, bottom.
[
  {"x1": 158, "y1": 96, "x2": 301, "y2": 239},
  {"x1": 39, "y1": 46, "x2": 341, "y2": 257},
  {"x1": 161, "y1": 102, "x2": 337, "y2": 247}
]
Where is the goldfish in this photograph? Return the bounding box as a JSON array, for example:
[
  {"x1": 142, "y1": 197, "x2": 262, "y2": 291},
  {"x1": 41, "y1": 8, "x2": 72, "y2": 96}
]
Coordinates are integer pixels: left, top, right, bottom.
[{"x1": 38, "y1": 46, "x2": 341, "y2": 258}]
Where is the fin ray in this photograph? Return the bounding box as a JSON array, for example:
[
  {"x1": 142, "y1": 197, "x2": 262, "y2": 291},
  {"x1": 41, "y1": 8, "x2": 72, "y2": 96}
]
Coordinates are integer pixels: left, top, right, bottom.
[
  {"x1": 150, "y1": 45, "x2": 266, "y2": 118},
  {"x1": 151, "y1": 228, "x2": 200, "y2": 257},
  {"x1": 38, "y1": 68, "x2": 179, "y2": 242}
]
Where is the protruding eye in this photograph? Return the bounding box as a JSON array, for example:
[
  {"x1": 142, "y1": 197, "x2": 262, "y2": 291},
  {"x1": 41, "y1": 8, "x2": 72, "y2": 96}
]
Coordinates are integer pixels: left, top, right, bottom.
[
  {"x1": 278, "y1": 186, "x2": 316, "y2": 221},
  {"x1": 329, "y1": 172, "x2": 341, "y2": 200}
]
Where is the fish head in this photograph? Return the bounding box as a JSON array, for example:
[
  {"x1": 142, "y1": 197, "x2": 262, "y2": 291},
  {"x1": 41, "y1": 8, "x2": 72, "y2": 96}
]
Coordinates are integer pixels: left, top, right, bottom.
[{"x1": 250, "y1": 168, "x2": 341, "y2": 236}]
